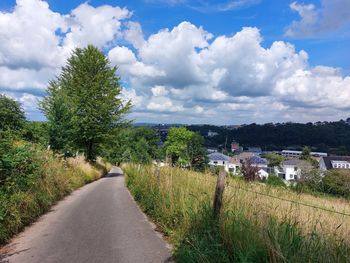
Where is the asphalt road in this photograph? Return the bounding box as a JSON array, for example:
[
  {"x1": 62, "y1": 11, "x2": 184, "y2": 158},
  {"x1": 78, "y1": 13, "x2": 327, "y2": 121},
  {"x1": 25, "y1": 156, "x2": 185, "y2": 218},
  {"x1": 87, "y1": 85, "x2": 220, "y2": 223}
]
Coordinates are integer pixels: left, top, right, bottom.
[{"x1": 0, "y1": 167, "x2": 172, "y2": 263}]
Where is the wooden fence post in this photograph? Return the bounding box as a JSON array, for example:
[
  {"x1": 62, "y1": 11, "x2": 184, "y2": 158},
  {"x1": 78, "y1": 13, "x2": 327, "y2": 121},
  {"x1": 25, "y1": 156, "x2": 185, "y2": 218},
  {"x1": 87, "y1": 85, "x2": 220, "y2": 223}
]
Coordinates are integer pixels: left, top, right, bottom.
[
  {"x1": 154, "y1": 166, "x2": 160, "y2": 185},
  {"x1": 213, "y1": 170, "x2": 226, "y2": 219}
]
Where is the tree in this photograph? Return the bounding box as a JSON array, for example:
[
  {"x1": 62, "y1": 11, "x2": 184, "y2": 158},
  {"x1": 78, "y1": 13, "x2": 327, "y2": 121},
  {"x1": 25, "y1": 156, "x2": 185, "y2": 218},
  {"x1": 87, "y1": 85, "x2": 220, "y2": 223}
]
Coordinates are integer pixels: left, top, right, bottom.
[
  {"x1": 102, "y1": 126, "x2": 161, "y2": 165},
  {"x1": 0, "y1": 94, "x2": 26, "y2": 131},
  {"x1": 41, "y1": 45, "x2": 131, "y2": 161},
  {"x1": 40, "y1": 81, "x2": 73, "y2": 153},
  {"x1": 165, "y1": 127, "x2": 207, "y2": 170},
  {"x1": 241, "y1": 161, "x2": 260, "y2": 181},
  {"x1": 187, "y1": 132, "x2": 208, "y2": 171},
  {"x1": 265, "y1": 153, "x2": 284, "y2": 167},
  {"x1": 300, "y1": 146, "x2": 311, "y2": 160},
  {"x1": 165, "y1": 127, "x2": 193, "y2": 166}
]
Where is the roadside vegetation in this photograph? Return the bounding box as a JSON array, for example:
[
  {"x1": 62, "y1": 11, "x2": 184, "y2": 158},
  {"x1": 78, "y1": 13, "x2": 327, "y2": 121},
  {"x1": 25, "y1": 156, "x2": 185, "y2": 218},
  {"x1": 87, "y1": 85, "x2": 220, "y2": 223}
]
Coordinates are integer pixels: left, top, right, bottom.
[
  {"x1": 0, "y1": 138, "x2": 110, "y2": 244},
  {"x1": 124, "y1": 163, "x2": 350, "y2": 263}
]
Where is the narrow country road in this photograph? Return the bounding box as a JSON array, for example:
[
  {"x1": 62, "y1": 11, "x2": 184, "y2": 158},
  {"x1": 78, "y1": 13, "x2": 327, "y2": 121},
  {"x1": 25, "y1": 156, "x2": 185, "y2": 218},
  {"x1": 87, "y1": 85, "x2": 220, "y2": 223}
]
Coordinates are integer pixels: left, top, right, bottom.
[{"x1": 0, "y1": 167, "x2": 172, "y2": 263}]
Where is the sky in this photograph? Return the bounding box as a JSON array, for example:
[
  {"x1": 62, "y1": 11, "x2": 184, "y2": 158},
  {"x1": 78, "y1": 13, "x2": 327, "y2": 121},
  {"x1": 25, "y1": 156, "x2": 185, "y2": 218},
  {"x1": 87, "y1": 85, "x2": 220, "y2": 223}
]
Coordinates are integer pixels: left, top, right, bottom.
[{"x1": 0, "y1": 0, "x2": 350, "y2": 124}]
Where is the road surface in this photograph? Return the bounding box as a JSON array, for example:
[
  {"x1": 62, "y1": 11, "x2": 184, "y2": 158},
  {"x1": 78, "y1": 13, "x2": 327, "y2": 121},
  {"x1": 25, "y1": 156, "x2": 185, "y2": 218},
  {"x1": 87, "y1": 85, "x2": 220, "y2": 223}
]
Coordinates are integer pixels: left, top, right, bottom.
[{"x1": 0, "y1": 167, "x2": 172, "y2": 263}]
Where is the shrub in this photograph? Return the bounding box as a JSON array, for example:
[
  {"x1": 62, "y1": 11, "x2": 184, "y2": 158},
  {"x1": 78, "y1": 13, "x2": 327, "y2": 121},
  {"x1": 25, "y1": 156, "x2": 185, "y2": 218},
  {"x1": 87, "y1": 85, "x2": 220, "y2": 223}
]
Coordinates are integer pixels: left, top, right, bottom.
[
  {"x1": 322, "y1": 169, "x2": 350, "y2": 197},
  {"x1": 266, "y1": 174, "x2": 286, "y2": 187}
]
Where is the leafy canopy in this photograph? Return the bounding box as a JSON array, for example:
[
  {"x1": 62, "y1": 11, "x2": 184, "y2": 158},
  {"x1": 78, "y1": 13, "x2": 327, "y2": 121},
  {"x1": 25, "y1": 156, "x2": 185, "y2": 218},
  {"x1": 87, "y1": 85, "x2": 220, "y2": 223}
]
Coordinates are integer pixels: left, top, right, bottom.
[
  {"x1": 0, "y1": 94, "x2": 26, "y2": 132},
  {"x1": 165, "y1": 127, "x2": 207, "y2": 170},
  {"x1": 41, "y1": 45, "x2": 131, "y2": 161}
]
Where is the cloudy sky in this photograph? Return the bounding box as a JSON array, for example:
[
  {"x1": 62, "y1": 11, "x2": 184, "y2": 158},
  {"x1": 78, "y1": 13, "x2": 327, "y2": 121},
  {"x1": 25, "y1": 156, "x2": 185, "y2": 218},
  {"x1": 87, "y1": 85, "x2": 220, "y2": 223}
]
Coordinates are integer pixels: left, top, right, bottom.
[{"x1": 0, "y1": 0, "x2": 349, "y2": 124}]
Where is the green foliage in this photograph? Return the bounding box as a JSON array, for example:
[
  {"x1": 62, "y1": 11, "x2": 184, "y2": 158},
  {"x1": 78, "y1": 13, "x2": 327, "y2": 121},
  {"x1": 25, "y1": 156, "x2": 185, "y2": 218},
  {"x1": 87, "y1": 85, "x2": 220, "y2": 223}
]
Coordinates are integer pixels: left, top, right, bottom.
[
  {"x1": 166, "y1": 127, "x2": 193, "y2": 164},
  {"x1": 41, "y1": 45, "x2": 131, "y2": 161},
  {"x1": 266, "y1": 174, "x2": 286, "y2": 187},
  {"x1": 265, "y1": 153, "x2": 285, "y2": 167},
  {"x1": 300, "y1": 146, "x2": 311, "y2": 160},
  {"x1": 165, "y1": 127, "x2": 207, "y2": 170},
  {"x1": 40, "y1": 81, "x2": 73, "y2": 153},
  {"x1": 293, "y1": 169, "x2": 325, "y2": 195},
  {"x1": 102, "y1": 126, "x2": 161, "y2": 165},
  {"x1": 0, "y1": 94, "x2": 26, "y2": 132},
  {"x1": 322, "y1": 170, "x2": 350, "y2": 197},
  {"x1": 22, "y1": 121, "x2": 49, "y2": 146}
]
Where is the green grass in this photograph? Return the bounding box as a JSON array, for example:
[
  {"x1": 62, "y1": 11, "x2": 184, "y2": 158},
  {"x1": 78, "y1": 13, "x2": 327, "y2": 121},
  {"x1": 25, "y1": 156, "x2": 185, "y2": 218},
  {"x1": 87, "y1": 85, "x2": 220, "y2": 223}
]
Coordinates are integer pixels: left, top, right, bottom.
[
  {"x1": 0, "y1": 141, "x2": 110, "y2": 244},
  {"x1": 123, "y1": 163, "x2": 350, "y2": 263}
]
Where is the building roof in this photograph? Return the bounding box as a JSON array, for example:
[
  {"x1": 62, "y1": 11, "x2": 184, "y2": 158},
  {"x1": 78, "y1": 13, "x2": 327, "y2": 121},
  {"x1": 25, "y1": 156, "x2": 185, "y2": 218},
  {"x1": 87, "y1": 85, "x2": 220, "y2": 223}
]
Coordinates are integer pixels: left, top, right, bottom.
[
  {"x1": 208, "y1": 152, "x2": 230, "y2": 161},
  {"x1": 247, "y1": 155, "x2": 267, "y2": 165},
  {"x1": 283, "y1": 159, "x2": 313, "y2": 168},
  {"x1": 322, "y1": 156, "x2": 350, "y2": 170}
]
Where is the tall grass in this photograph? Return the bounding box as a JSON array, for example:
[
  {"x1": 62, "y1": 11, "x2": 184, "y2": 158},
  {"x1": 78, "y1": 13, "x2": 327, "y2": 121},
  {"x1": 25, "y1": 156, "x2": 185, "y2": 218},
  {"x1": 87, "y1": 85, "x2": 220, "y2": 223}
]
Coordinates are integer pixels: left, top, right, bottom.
[
  {"x1": 123, "y1": 163, "x2": 350, "y2": 262},
  {"x1": 0, "y1": 143, "x2": 111, "y2": 244}
]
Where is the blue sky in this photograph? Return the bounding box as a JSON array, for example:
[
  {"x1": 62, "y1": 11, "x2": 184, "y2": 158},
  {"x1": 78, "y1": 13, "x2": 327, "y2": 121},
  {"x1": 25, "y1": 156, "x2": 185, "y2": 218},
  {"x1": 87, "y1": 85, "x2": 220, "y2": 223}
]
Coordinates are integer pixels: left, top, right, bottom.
[{"x1": 0, "y1": 0, "x2": 349, "y2": 124}]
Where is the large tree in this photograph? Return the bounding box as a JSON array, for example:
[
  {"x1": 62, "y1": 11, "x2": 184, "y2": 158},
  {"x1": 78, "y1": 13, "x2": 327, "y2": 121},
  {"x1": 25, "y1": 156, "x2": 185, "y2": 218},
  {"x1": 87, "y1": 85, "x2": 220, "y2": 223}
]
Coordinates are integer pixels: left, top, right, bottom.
[{"x1": 41, "y1": 45, "x2": 131, "y2": 161}]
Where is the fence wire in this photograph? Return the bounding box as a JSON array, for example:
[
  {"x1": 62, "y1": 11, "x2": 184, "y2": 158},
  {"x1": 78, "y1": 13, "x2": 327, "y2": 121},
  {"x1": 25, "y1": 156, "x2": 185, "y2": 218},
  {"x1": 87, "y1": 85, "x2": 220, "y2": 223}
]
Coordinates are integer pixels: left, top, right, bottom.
[{"x1": 226, "y1": 183, "x2": 350, "y2": 217}]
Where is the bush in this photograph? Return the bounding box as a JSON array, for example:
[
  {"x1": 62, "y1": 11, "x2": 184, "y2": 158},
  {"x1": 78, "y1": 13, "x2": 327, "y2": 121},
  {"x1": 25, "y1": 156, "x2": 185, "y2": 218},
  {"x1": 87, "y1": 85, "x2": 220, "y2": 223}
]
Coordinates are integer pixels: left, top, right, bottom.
[
  {"x1": 266, "y1": 174, "x2": 286, "y2": 187},
  {"x1": 322, "y1": 170, "x2": 350, "y2": 197}
]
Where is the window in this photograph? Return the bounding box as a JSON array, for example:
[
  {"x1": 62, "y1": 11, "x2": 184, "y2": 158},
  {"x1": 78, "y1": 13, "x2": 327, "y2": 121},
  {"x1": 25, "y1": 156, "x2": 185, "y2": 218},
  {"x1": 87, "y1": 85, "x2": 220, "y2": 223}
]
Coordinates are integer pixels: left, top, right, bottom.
[
  {"x1": 294, "y1": 167, "x2": 298, "y2": 171},
  {"x1": 223, "y1": 161, "x2": 225, "y2": 164},
  {"x1": 290, "y1": 174, "x2": 294, "y2": 179},
  {"x1": 214, "y1": 161, "x2": 217, "y2": 164}
]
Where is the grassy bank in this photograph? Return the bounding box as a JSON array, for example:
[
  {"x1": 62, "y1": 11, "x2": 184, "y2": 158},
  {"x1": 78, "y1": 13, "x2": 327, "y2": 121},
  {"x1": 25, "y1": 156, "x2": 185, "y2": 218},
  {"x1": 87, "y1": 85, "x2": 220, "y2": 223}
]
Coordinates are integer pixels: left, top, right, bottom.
[
  {"x1": 124, "y1": 163, "x2": 350, "y2": 262},
  {"x1": 0, "y1": 140, "x2": 111, "y2": 244}
]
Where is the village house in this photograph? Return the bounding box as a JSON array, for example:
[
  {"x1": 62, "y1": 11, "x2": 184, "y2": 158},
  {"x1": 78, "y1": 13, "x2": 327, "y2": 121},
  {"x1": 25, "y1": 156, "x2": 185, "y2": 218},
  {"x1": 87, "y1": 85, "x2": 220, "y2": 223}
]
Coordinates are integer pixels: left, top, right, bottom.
[
  {"x1": 231, "y1": 140, "x2": 241, "y2": 153},
  {"x1": 208, "y1": 152, "x2": 230, "y2": 167},
  {"x1": 225, "y1": 157, "x2": 241, "y2": 174},
  {"x1": 320, "y1": 156, "x2": 350, "y2": 171},
  {"x1": 247, "y1": 155, "x2": 269, "y2": 179},
  {"x1": 275, "y1": 159, "x2": 313, "y2": 181}
]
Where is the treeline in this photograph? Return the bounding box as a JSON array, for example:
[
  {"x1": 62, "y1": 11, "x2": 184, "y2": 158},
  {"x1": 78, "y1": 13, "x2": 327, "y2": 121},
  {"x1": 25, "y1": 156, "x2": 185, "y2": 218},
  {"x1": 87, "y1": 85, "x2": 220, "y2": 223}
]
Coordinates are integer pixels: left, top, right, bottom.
[{"x1": 188, "y1": 120, "x2": 350, "y2": 155}]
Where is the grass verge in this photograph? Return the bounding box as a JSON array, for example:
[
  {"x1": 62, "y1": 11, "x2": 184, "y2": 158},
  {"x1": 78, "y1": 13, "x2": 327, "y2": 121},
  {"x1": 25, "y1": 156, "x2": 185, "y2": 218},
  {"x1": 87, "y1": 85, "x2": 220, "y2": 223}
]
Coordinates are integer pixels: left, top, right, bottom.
[
  {"x1": 0, "y1": 141, "x2": 111, "y2": 244},
  {"x1": 123, "y1": 163, "x2": 350, "y2": 263}
]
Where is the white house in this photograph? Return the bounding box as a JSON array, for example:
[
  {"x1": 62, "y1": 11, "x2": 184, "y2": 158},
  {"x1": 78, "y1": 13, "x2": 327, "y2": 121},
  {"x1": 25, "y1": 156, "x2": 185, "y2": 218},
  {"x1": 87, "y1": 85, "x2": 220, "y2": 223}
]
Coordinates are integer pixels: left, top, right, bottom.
[
  {"x1": 224, "y1": 158, "x2": 241, "y2": 174},
  {"x1": 320, "y1": 156, "x2": 350, "y2": 171},
  {"x1": 247, "y1": 155, "x2": 269, "y2": 179},
  {"x1": 275, "y1": 159, "x2": 313, "y2": 181},
  {"x1": 208, "y1": 152, "x2": 230, "y2": 167}
]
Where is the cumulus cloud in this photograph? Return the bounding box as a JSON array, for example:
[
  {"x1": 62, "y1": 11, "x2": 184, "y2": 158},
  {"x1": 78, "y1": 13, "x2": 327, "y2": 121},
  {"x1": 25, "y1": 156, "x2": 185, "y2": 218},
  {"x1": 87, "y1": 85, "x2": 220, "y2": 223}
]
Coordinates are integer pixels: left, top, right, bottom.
[
  {"x1": 0, "y1": 0, "x2": 349, "y2": 124},
  {"x1": 285, "y1": 0, "x2": 350, "y2": 37}
]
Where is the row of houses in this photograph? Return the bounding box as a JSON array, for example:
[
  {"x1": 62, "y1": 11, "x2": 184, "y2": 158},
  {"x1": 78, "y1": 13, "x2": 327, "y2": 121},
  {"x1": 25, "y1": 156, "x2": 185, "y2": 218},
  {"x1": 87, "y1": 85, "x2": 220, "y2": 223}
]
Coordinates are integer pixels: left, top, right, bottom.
[{"x1": 208, "y1": 152, "x2": 350, "y2": 182}]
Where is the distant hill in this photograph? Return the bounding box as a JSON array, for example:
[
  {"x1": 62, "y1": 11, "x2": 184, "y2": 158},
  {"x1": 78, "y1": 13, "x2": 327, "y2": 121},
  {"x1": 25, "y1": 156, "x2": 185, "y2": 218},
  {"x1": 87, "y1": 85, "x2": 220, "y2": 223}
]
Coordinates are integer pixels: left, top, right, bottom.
[{"x1": 187, "y1": 119, "x2": 350, "y2": 155}]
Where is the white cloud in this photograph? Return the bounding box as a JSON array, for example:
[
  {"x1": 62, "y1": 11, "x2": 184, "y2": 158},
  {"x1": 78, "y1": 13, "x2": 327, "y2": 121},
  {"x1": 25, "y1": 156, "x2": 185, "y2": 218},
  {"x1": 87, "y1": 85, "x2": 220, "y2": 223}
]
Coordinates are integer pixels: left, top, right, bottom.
[
  {"x1": 0, "y1": 0, "x2": 349, "y2": 124},
  {"x1": 151, "y1": 86, "x2": 169, "y2": 96},
  {"x1": 285, "y1": 0, "x2": 350, "y2": 38},
  {"x1": 0, "y1": 0, "x2": 66, "y2": 69},
  {"x1": 63, "y1": 3, "x2": 131, "y2": 49}
]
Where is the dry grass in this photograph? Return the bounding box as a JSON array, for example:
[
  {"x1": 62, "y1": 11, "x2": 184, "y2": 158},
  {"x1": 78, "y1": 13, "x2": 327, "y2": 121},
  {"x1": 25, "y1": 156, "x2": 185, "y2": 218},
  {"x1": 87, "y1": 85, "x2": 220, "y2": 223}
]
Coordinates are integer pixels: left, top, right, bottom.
[
  {"x1": 124, "y1": 163, "x2": 350, "y2": 262},
  {"x1": 0, "y1": 148, "x2": 110, "y2": 244}
]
